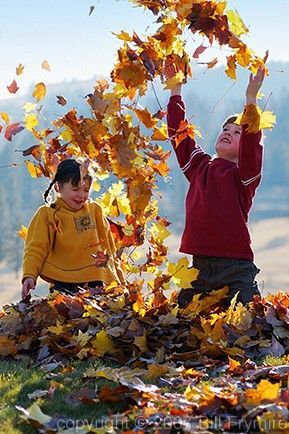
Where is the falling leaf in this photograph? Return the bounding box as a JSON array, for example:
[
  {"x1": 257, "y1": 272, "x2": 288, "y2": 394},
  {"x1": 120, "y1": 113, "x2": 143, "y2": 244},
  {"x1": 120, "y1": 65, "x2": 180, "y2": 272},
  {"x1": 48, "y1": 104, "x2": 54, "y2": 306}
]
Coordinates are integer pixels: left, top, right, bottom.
[
  {"x1": 193, "y1": 44, "x2": 207, "y2": 59},
  {"x1": 4, "y1": 122, "x2": 24, "y2": 141},
  {"x1": 41, "y1": 60, "x2": 51, "y2": 71},
  {"x1": 25, "y1": 113, "x2": 39, "y2": 131},
  {"x1": 7, "y1": 79, "x2": 19, "y2": 94},
  {"x1": 89, "y1": 5, "x2": 95, "y2": 16},
  {"x1": 16, "y1": 63, "x2": 25, "y2": 75},
  {"x1": 17, "y1": 225, "x2": 28, "y2": 241},
  {"x1": 33, "y1": 82, "x2": 46, "y2": 102},
  {"x1": 56, "y1": 95, "x2": 67, "y2": 106},
  {"x1": 0, "y1": 112, "x2": 10, "y2": 124},
  {"x1": 227, "y1": 9, "x2": 249, "y2": 37},
  {"x1": 25, "y1": 160, "x2": 43, "y2": 178}
]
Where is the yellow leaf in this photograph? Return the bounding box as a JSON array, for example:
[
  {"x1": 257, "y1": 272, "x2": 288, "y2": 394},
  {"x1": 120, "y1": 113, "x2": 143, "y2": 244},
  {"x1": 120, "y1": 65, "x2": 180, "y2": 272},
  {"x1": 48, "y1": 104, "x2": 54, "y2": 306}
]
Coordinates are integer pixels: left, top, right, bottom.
[
  {"x1": 59, "y1": 129, "x2": 73, "y2": 142},
  {"x1": 74, "y1": 330, "x2": 91, "y2": 347},
  {"x1": 167, "y1": 258, "x2": 199, "y2": 288},
  {"x1": 228, "y1": 356, "x2": 241, "y2": 372},
  {"x1": 22, "y1": 102, "x2": 37, "y2": 113},
  {"x1": 147, "y1": 364, "x2": 168, "y2": 379},
  {"x1": 16, "y1": 63, "x2": 25, "y2": 75},
  {"x1": 112, "y1": 31, "x2": 133, "y2": 42},
  {"x1": 47, "y1": 321, "x2": 64, "y2": 336},
  {"x1": 17, "y1": 225, "x2": 28, "y2": 241},
  {"x1": 25, "y1": 160, "x2": 43, "y2": 178},
  {"x1": 151, "y1": 124, "x2": 168, "y2": 141},
  {"x1": 91, "y1": 330, "x2": 116, "y2": 356},
  {"x1": 225, "y1": 55, "x2": 237, "y2": 80},
  {"x1": 41, "y1": 60, "x2": 51, "y2": 71},
  {"x1": 245, "y1": 379, "x2": 280, "y2": 406},
  {"x1": 25, "y1": 113, "x2": 39, "y2": 131},
  {"x1": 164, "y1": 71, "x2": 185, "y2": 90},
  {"x1": 0, "y1": 112, "x2": 9, "y2": 124},
  {"x1": 236, "y1": 104, "x2": 276, "y2": 133},
  {"x1": 33, "y1": 82, "x2": 46, "y2": 102},
  {"x1": 227, "y1": 9, "x2": 249, "y2": 37},
  {"x1": 149, "y1": 220, "x2": 170, "y2": 243}
]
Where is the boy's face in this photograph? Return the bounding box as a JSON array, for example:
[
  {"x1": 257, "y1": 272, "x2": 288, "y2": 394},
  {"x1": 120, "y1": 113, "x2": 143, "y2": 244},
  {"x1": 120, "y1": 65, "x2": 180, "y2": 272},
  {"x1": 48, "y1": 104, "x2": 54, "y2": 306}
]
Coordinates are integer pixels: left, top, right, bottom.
[
  {"x1": 215, "y1": 122, "x2": 242, "y2": 163},
  {"x1": 57, "y1": 178, "x2": 91, "y2": 210}
]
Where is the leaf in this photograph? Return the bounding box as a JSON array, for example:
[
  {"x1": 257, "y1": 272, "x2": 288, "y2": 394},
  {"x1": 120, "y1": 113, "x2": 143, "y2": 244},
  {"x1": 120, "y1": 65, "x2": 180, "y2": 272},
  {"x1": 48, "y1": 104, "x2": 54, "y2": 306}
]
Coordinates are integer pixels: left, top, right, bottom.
[
  {"x1": 112, "y1": 30, "x2": 133, "y2": 42},
  {"x1": 193, "y1": 44, "x2": 207, "y2": 59},
  {"x1": 4, "y1": 122, "x2": 24, "y2": 141},
  {"x1": 237, "y1": 104, "x2": 276, "y2": 134},
  {"x1": 16, "y1": 63, "x2": 25, "y2": 75},
  {"x1": 22, "y1": 102, "x2": 37, "y2": 113},
  {"x1": 25, "y1": 113, "x2": 39, "y2": 131},
  {"x1": 93, "y1": 251, "x2": 110, "y2": 267},
  {"x1": 91, "y1": 330, "x2": 116, "y2": 356},
  {"x1": 89, "y1": 5, "x2": 95, "y2": 16},
  {"x1": 227, "y1": 9, "x2": 249, "y2": 37},
  {"x1": 17, "y1": 225, "x2": 28, "y2": 241},
  {"x1": 167, "y1": 258, "x2": 199, "y2": 288},
  {"x1": 134, "y1": 108, "x2": 158, "y2": 129},
  {"x1": 245, "y1": 379, "x2": 280, "y2": 406},
  {"x1": 0, "y1": 112, "x2": 10, "y2": 124},
  {"x1": 225, "y1": 55, "x2": 237, "y2": 80},
  {"x1": 41, "y1": 60, "x2": 51, "y2": 71},
  {"x1": 7, "y1": 79, "x2": 19, "y2": 94},
  {"x1": 33, "y1": 82, "x2": 46, "y2": 102},
  {"x1": 16, "y1": 403, "x2": 52, "y2": 425},
  {"x1": 56, "y1": 95, "x2": 67, "y2": 106},
  {"x1": 25, "y1": 160, "x2": 43, "y2": 178}
]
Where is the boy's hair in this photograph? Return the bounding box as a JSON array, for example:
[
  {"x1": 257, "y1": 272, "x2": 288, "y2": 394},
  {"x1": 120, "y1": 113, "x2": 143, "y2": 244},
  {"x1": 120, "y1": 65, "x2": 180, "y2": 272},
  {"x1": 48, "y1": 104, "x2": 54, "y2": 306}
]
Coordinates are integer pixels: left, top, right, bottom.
[
  {"x1": 43, "y1": 159, "x2": 91, "y2": 204},
  {"x1": 222, "y1": 115, "x2": 238, "y2": 129}
]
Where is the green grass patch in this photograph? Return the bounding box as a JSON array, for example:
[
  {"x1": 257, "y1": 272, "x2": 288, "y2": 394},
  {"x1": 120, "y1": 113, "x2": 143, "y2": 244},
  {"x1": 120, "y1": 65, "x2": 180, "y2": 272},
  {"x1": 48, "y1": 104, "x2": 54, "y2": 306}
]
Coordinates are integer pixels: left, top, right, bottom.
[{"x1": 0, "y1": 358, "x2": 131, "y2": 433}]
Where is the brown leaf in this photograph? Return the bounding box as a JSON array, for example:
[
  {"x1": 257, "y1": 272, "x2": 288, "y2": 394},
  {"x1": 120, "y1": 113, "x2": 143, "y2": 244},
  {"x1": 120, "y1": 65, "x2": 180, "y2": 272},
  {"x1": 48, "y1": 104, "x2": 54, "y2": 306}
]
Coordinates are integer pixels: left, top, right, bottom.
[{"x1": 56, "y1": 95, "x2": 67, "y2": 106}]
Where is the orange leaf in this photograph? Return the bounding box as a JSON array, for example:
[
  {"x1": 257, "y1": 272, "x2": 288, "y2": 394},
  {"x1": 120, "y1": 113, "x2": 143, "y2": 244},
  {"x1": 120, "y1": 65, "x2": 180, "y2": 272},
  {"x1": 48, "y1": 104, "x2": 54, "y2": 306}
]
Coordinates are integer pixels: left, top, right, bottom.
[
  {"x1": 134, "y1": 108, "x2": 158, "y2": 129},
  {"x1": 33, "y1": 82, "x2": 46, "y2": 102},
  {"x1": 41, "y1": 60, "x2": 51, "y2": 71}
]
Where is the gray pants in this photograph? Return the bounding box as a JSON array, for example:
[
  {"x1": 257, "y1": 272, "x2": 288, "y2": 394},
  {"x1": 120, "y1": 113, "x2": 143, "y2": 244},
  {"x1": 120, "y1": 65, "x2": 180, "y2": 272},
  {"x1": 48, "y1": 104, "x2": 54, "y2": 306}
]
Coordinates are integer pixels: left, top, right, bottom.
[{"x1": 178, "y1": 255, "x2": 260, "y2": 308}]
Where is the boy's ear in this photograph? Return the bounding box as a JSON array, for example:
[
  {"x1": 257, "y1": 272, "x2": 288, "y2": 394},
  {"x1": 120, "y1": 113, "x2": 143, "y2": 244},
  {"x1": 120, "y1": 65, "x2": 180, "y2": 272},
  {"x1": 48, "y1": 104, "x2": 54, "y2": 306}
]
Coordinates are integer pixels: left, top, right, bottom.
[{"x1": 54, "y1": 182, "x2": 60, "y2": 193}]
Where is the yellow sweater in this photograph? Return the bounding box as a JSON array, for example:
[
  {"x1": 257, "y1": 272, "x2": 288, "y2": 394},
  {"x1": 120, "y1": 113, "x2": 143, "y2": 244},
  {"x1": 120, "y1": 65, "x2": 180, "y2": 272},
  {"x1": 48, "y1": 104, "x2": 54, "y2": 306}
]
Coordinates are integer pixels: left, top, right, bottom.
[{"x1": 22, "y1": 198, "x2": 124, "y2": 285}]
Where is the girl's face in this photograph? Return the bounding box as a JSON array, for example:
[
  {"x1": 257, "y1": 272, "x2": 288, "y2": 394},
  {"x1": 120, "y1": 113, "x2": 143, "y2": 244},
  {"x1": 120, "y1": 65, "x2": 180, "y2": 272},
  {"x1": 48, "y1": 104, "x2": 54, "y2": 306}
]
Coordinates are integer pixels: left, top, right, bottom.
[
  {"x1": 215, "y1": 122, "x2": 242, "y2": 163},
  {"x1": 57, "y1": 178, "x2": 91, "y2": 210}
]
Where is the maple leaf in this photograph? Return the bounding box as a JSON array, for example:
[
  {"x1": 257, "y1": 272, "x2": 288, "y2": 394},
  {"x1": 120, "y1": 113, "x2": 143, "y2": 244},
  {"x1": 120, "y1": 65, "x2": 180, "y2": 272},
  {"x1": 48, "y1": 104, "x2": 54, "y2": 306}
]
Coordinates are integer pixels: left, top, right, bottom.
[
  {"x1": 4, "y1": 122, "x2": 24, "y2": 141},
  {"x1": 0, "y1": 112, "x2": 10, "y2": 124},
  {"x1": 41, "y1": 60, "x2": 51, "y2": 71},
  {"x1": 134, "y1": 107, "x2": 158, "y2": 129},
  {"x1": 7, "y1": 79, "x2": 19, "y2": 94},
  {"x1": 17, "y1": 225, "x2": 28, "y2": 241},
  {"x1": 25, "y1": 113, "x2": 39, "y2": 132},
  {"x1": 33, "y1": 82, "x2": 46, "y2": 102},
  {"x1": 225, "y1": 55, "x2": 237, "y2": 79},
  {"x1": 167, "y1": 258, "x2": 199, "y2": 288},
  {"x1": 236, "y1": 104, "x2": 276, "y2": 134},
  {"x1": 56, "y1": 95, "x2": 67, "y2": 106},
  {"x1": 244, "y1": 379, "x2": 280, "y2": 406},
  {"x1": 16, "y1": 63, "x2": 25, "y2": 75}
]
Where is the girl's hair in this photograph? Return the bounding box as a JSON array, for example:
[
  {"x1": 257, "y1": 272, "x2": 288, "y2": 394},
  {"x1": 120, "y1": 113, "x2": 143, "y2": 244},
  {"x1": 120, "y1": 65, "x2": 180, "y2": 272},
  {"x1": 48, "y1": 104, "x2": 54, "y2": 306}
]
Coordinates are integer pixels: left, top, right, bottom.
[
  {"x1": 43, "y1": 159, "x2": 90, "y2": 204},
  {"x1": 222, "y1": 115, "x2": 238, "y2": 129}
]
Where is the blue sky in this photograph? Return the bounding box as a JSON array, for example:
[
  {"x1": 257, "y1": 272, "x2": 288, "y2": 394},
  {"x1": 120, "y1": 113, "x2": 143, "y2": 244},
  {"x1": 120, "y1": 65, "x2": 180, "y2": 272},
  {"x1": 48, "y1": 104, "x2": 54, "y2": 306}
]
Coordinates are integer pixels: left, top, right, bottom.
[{"x1": 0, "y1": 0, "x2": 288, "y2": 100}]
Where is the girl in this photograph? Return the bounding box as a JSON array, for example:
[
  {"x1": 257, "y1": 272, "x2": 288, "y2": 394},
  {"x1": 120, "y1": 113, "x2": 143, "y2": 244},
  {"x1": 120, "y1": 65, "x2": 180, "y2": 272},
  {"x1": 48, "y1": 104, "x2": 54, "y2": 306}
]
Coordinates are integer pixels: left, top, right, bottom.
[{"x1": 21, "y1": 159, "x2": 124, "y2": 299}]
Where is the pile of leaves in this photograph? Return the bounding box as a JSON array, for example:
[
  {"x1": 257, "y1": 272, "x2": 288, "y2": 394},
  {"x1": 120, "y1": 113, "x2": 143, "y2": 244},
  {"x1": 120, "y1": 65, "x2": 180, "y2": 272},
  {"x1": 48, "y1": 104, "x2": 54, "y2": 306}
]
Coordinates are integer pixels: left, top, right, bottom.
[{"x1": 2, "y1": 290, "x2": 289, "y2": 432}]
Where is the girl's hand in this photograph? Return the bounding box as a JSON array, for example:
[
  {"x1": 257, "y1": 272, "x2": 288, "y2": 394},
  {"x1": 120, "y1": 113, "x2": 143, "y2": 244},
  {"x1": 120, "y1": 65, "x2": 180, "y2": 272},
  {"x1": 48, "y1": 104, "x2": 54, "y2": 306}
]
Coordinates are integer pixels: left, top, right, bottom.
[
  {"x1": 246, "y1": 50, "x2": 268, "y2": 105},
  {"x1": 22, "y1": 277, "x2": 35, "y2": 299}
]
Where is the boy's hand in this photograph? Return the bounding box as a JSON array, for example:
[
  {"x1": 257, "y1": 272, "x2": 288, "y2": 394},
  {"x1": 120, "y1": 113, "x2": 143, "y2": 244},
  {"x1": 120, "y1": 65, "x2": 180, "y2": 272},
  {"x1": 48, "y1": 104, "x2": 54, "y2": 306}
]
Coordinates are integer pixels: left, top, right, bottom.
[
  {"x1": 22, "y1": 277, "x2": 35, "y2": 300},
  {"x1": 246, "y1": 50, "x2": 268, "y2": 105}
]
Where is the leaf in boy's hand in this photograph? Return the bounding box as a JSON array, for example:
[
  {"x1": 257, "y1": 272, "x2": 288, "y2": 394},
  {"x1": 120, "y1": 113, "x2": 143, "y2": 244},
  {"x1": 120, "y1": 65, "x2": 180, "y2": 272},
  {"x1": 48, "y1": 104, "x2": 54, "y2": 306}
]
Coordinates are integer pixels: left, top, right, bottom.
[{"x1": 93, "y1": 251, "x2": 110, "y2": 267}]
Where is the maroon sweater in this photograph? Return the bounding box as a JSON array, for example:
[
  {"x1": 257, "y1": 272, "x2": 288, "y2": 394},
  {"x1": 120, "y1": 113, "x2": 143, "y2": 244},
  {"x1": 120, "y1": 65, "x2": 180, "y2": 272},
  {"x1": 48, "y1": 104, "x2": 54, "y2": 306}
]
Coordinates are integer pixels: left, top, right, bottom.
[{"x1": 167, "y1": 95, "x2": 263, "y2": 260}]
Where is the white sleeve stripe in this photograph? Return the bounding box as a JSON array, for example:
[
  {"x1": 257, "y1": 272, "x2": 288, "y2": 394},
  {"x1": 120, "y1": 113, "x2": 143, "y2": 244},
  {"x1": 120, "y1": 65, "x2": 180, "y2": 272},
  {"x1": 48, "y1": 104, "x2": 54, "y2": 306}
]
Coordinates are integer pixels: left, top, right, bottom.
[
  {"x1": 241, "y1": 172, "x2": 262, "y2": 186},
  {"x1": 180, "y1": 148, "x2": 204, "y2": 172}
]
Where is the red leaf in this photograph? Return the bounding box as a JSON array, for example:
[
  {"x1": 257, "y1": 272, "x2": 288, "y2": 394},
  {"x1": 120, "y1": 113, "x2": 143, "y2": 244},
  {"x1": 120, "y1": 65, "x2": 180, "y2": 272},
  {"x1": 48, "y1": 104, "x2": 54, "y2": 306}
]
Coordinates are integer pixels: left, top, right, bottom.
[
  {"x1": 4, "y1": 122, "x2": 24, "y2": 141},
  {"x1": 193, "y1": 44, "x2": 207, "y2": 59},
  {"x1": 7, "y1": 79, "x2": 19, "y2": 94},
  {"x1": 93, "y1": 251, "x2": 110, "y2": 267}
]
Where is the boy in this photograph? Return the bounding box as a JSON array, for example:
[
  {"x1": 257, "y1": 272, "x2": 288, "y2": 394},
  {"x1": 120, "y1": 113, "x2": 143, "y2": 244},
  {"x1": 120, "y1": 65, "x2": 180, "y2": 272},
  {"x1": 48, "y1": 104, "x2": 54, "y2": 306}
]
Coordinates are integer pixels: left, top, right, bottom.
[{"x1": 165, "y1": 62, "x2": 266, "y2": 308}]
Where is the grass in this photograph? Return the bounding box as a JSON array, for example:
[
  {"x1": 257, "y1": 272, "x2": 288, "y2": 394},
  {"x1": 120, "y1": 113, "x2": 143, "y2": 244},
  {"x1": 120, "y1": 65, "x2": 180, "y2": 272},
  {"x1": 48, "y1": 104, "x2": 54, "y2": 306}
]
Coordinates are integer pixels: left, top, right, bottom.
[{"x1": 0, "y1": 358, "x2": 130, "y2": 434}]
